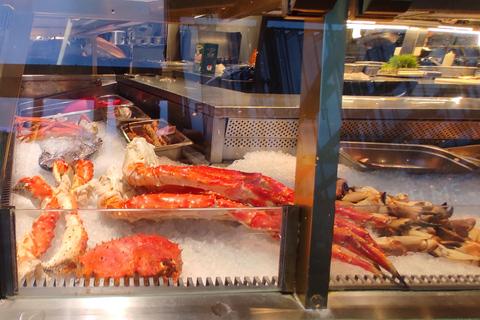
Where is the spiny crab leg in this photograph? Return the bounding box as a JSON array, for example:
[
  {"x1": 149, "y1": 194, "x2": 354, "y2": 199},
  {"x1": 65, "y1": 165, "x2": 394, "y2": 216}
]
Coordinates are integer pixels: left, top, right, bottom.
[
  {"x1": 331, "y1": 245, "x2": 383, "y2": 277},
  {"x1": 14, "y1": 116, "x2": 93, "y2": 142},
  {"x1": 122, "y1": 138, "x2": 294, "y2": 207},
  {"x1": 335, "y1": 204, "x2": 394, "y2": 229},
  {"x1": 13, "y1": 159, "x2": 93, "y2": 280},
  {"x1": 13, "y1": 177, "x2": 58, "y2": 257},
  {"x1": 14, "y1": 176, "x2": 60, "y2": 280},
  {"x1": 42, "y1": 184, "x2": 88, "y2": 276},
  {"x1": 334, "y1": 216, "x2": 383, "y2": 252},
  {"x1": 103, "y1": 192, "x2": 282, "y2": 238},
  {"x1": 333, "y1": 226, "x2": 406, "y2": 285},
  {"x1": 43, "y1": 160, "x2": 93, "y2": 275},
  {"x1": 123, "y1": 163, "x2": 291, "y2": 207}
]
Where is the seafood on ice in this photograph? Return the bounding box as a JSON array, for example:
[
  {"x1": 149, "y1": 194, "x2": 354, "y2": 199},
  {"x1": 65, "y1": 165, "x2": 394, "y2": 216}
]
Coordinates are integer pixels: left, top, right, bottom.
[
  {"x1": 95, "y1": 137, "x2": 404, "y2": 283},
  {"x1": 337, "y1": 184, "x2": 480, "y2": 267},
  {"x1": 13, "y1": 158, "x2": 182, "y2": 282},
  {"x1": 77, "y1": 234, "x2": 182, "y2": 282},
  {"x1": 13, "y1": 159, "x2": 92, "y2": 280},
  {"x1": 13, "y1": 114, "x2": 103, "y2": 170},
  {"x1": 124, "y1": 120, "x2": 176, "y2": 147}
]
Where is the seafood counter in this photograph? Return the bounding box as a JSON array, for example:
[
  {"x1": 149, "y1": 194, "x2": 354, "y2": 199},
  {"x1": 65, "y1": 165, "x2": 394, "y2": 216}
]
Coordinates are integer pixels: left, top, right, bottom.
[{"x1": 7, "y1": 107, "x2": 480, "y2": 292}]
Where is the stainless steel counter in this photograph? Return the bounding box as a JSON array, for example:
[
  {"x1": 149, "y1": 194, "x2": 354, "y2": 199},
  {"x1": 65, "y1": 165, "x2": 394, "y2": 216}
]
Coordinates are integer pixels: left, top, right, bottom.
[
  {"x1": 122, "y1": 75, "x2": 480, "y2": 120},
  {"x1": 119, "y1": 75, "x2": 300, "y2": 119},
  {"x1": 2, "y1": 290, "x2": 480, "y2": 319}
]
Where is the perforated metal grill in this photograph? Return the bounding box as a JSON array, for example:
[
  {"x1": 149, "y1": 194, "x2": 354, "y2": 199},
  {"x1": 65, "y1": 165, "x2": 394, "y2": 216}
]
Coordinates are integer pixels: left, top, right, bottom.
[
  {"x1": 221, "y1": 119, "x2": 299, "y2": 160},
  {"x1": 340, "y1": 120, "x2": 480, "y2": 144},
  {"x1": 225, "y1": 119, "x2": 299, "y2": 138},
  {"x1": 224, "y1": 138, "x2": 297, "y2": 149}
]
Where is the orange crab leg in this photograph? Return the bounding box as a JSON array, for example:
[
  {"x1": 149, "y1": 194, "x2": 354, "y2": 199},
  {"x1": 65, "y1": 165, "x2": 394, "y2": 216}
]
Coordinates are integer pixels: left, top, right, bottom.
[
  {"x1": 333, "y1": 226, "x2": 404, "y2": 284},
  {"x1": 123, "y1": 163, "x2": 292, "y2": 207},
  {"x1": 14, "y1": 176, "x2": 59, "y2": 258},
  {"x1": 331, "y1": 245, "x2": 383, "y2": 276},
  {"x1": 15, "y1": 176, "x2": 54, "y2": 201},
  {"x1": 183, "y1": 166, "x2": 294, "y2": 204},
  {"x1": 335, "y1": 204, "x2": 392, "y2": 228},
  {"x1": 43, "y1": 160, "x2": 93, "y2": 275},
  {"x1": 103, "y1": 192, "x2": 282, "y2": 237},
  {"x1": 14, "y1": 159, "x2": 93, "y2": 279},
  {"x1": 14, "y1": 116, "x2": 87, "y2": 142},
  {"x1": 334, "y1": 216, "x2": 383, "y2": 252},
  {"x1": 72, "y1": 159, "x2": 94, "y2": 190}
]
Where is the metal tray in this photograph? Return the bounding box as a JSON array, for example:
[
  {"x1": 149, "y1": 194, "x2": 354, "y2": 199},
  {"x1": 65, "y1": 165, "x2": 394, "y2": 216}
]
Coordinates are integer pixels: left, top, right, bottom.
[
  {"x1": 344, "y1": 63, "x2": 365, "y2": 73},
  {"x1": 96, "y1": 94, "x2": 133, "y2": 108},
  {"x1": 120, "y1": 120, "x2": 193, "y2": 161},
  {"x1": 18, "y1": 98, "x2": 100, "y2": 122},
  {"x1": 101, "y1": 105, "x2": 151, "y2": 126},
  {"x1": 446, "y1": 145, "x2": 480, "y2": 165},
  {"x1": 339, "y1": 141, "x2": 480, "y2": 174}
]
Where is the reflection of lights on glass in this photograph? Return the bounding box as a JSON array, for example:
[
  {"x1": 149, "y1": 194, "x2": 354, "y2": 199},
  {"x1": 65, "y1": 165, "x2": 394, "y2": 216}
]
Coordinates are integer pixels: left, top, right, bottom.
[
  {"x1": 437, "y1": 26, "x2": 473, "y2": 32},
  {"x1": 451, "y1": 97, "x2": 463, "y2": 104},
  {"x1": 428, "y1": 27, "x2": 479, "y2": 35},
  {"x1": 427, "y1": 26, "x2": 480, "y2": 45},
  {"x1": 347, "y1": 20, "x2": 376, "y2": 25},
  {"x1": 346, "y1": 21, "x2": 409, "y2": 30},
  {"x1": 352, "y1": 27, "x2": 362, "y2": 39},
  {"x1": 84, "y1": 297, "x2": 130, "y2": 318}
]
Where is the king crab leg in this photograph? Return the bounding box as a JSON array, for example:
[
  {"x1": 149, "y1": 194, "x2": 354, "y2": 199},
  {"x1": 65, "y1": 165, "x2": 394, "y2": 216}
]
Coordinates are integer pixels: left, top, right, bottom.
[
  {"x1": 13, "y1": 159, "x2": 93, "y2": 280},
  {"x1": 331, "y1": 245, "x2": 383, "y2": 277},
  {"x1": 122, "y1": 138, "x2": 294, "y2": 207},
  {"x1": 333, "y1": 225, "x2": 405, "y2": 285}
]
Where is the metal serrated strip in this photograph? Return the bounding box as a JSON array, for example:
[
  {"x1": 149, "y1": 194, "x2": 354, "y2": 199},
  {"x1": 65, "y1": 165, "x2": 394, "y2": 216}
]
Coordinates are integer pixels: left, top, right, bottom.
[
  {"x1": 329, "y1": 274, "x2": 480, "y2": 291},
  {"x1": 0, "y1": 132, "x2": 15, "y2": 206},
  {"x1": 16, "y1": 274, "x2": 480, "y2": 297},
  {"x1": 17, "y1": 276, "x2": 280, "y2": 297}
]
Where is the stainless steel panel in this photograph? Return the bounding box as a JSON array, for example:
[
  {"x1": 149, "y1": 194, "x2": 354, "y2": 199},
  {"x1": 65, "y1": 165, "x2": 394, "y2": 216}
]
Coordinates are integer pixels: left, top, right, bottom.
[
  {"x1": 339, "y1": 141, "x2": 480, "y2": 174},
  {"x1": 3, "y1": 290, "x2": 480, "y2": 319}
]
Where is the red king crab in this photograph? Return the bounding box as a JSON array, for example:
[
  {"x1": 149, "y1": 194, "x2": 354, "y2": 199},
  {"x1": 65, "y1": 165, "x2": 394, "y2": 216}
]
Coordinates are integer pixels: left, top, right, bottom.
[
  {"x1": 94, "y1": 137, "x2": 404, "y2": 283},
  {"x1": 13, "y1": 158, "x2": 182, "y2": 283}
]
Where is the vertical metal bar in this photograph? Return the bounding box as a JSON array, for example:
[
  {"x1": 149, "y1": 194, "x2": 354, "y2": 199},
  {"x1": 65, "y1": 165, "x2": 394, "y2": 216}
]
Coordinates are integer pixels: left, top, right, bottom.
[
  {"x1": 91, "y1": 36, "x2": 98, "y2": 75},
  {"x1": 278, "y1": 205, "x2": 300, "y2": 293},
  {"x1": 0, "y1": 206, "x2": 17, "y2": 298},
  {"x1": 293, "y1": 0, "x2": 348, "y2": 309}
]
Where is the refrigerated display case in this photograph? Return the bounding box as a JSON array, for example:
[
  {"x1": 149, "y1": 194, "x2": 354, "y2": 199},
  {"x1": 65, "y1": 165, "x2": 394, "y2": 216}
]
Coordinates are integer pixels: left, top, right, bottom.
[{"x1": 2, "y1": 0, "x2": 480, "y2": 319}]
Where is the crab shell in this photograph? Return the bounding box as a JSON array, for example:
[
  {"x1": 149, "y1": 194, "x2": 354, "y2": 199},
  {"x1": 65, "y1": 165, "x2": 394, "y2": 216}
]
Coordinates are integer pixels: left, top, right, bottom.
[{"x1": 76, "y1": 234, "x2": 182, "y2": 281}]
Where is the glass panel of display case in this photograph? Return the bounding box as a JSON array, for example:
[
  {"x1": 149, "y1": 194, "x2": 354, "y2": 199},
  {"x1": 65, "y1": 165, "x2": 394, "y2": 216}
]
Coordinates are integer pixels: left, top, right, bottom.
[
  {"x1": 3, "y1": 0, "x2": 480, "y2": 315},
  {"x1": 335, "y1": 14, "x2": 480, "y2": 294},
  {"x1": 12, "y1": 207, "x2": 282, "y2": 293}
]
